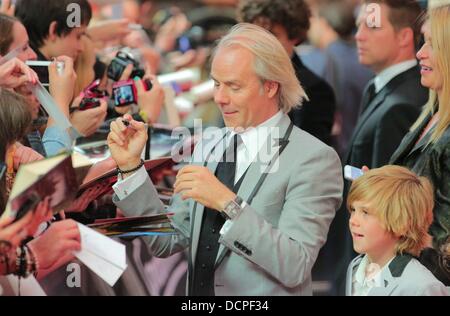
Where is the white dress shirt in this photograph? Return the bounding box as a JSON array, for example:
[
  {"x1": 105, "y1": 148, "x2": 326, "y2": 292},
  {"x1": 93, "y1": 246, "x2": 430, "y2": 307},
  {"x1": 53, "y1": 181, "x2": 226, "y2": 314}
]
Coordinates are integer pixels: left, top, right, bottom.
[
  {"x1": 227, "y1": 110, "x2": 284, "y2": 185},
  {"x1": 113, "y1": 111, "x2": 285, "y2": 201},
  {"x1": 352, "y1": 255, "x2": 395, "y2": 296},
  {"x1": 374, "y1": 59, "x2": 417, "y2": 93}
]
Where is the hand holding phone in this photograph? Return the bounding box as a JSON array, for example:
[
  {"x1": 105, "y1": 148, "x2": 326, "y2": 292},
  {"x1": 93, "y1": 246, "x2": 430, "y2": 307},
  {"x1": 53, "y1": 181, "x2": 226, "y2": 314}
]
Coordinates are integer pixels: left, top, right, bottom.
[
  {"x1": 79, "y1": 98, "x2": 101, "y2": 111},
  {"x1": 344, "y1": 165, "x2": 364, "y2": 181},
  {"x1": 112, "y1": 79, "x2": 153, "y2": 107},
  {"x1": 78, "y1": 79, "x2": 106, "y2": 111}
]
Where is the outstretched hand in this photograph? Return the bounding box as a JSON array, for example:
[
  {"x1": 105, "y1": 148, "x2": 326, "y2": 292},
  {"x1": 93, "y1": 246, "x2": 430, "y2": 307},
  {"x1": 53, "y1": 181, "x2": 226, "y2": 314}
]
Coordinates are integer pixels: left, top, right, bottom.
[{"x1": 107, "y1": 114, "x2": 148, "y2": 173}]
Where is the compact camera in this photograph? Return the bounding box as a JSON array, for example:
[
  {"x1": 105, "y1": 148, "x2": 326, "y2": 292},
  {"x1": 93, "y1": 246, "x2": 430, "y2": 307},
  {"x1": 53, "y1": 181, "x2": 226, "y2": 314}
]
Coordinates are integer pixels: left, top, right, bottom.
[
  {"x1": 79, "y1": 98, "x2": 101, "y2": 111},
  {"x1": 112, "y1": 79, "x2": 153, "y2": 107},
  {"x1": 107, "y1": 51, "x2": 145, "y2": 82},
  {"x1": 79, "y1": 79, "x2": 106, "y2": 111}
]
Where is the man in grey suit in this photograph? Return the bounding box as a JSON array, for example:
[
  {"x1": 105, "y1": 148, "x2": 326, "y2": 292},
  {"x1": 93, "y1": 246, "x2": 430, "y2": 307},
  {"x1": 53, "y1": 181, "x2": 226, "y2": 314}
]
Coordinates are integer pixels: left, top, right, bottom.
[{"x1": 107, "y1": 23, "x2": 343, "y2": 296}]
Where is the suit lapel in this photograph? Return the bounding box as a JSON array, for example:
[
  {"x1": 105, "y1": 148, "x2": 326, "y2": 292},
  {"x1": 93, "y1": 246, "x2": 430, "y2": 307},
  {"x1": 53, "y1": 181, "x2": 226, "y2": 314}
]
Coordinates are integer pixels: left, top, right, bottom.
[
  {"x1": 408, "y1": 127, "x2": 432, "y2": 157},
  {"x1": 367, "y1": 273, "x2": 399, "y2": 296},
  {"x1": 345, "y1": 66, "x2": 420, "y2": 164},
  {"x1": 355, "y1": 89, "x2": 388, "y2": 135},
  {"x1": 345, "y1": 90, "x2": 388, "y2": 163},
  {"x1": 346, "y1": 255, "x2": 363, "y2": 296},
  {"x1": 214, "y1": 115, "x2": 292, "y2": 268},
  {"x1": 368, "y1": 254, "x2": 413, "y2": 296},
  {"x1": 359, "y1": 79, "x2": 375, "y2": 115},
  {"x1": 390, "y1": 114, "x2": 432, "y2": 163}
]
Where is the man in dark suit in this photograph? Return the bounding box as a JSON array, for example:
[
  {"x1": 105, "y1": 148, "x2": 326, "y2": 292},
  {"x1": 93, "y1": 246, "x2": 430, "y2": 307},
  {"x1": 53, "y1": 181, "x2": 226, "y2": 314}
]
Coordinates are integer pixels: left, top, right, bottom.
[
  {"x1": 238, "y1": 0, "x2": 336, "y2": 145},
  {"x1": 304, "y1": 0, "x2": 375, "y2": 158},
  {"x1": 345, "y1": 0, "x2": 428, "y2": 169},
  {"x1": 330, "y1": 0, "x2": 428, "y2": 295}
]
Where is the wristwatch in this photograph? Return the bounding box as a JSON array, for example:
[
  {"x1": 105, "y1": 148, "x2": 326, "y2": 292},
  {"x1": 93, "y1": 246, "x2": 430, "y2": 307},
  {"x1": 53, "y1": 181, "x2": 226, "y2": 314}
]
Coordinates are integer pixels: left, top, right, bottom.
[{"x1": 222, "y1": 196, "x2": 244, "y2": 220}]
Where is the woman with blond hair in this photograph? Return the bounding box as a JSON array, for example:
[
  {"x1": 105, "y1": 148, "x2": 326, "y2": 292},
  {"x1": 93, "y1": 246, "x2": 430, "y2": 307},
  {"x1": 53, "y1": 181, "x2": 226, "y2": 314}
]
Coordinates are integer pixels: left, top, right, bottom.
[{"x1": 389, "y1": 2, "x2": 450, "y2": 285}]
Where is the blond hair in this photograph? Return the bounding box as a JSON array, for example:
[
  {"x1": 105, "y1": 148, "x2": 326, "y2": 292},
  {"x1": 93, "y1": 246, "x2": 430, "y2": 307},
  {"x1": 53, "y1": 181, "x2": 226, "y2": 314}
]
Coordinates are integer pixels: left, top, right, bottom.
[
  {"x1": 347, "y1": 165, "x2": 434, "y2": 257},
  {"x1": 411, "y1": 5, "x2": 450, "y2": 144},
  {"x1": 213, "y1": 23, "x2": 307, "y2": 113}
]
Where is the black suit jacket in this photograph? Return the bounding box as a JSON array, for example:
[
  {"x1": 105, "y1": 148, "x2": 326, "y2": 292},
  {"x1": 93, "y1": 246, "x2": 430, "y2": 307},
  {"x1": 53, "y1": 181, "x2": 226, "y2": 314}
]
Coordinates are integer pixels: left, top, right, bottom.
[
  {"x1": 390, "y1": 115, "x2": 450, "y2": 285},
  {"x1": 345, "y1": 65, "x2": 428, "y2": 168},
  {"x1": 289, "y1": 54, "x2": 336, "y2": 145}
]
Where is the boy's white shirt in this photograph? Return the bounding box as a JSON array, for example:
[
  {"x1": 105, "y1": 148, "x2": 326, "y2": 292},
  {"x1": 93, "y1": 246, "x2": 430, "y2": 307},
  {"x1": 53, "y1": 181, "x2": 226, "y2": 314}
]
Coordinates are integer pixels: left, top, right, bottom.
[{"x1": 352, "y1": 255, "x2": 395, "y2": 296}]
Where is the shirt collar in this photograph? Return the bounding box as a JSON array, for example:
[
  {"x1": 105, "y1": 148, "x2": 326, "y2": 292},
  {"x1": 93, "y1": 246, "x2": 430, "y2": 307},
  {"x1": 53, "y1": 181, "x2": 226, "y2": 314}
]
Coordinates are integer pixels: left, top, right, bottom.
[
  {"x1": 227, "y1": 111, "x2": 284, "y2": 159},
  {"x1": 374, "y1": 59, "x2": 417, "y2": 93},
  {"x1": 354, "y1": 255, "x2": 395, "y2": 289}
]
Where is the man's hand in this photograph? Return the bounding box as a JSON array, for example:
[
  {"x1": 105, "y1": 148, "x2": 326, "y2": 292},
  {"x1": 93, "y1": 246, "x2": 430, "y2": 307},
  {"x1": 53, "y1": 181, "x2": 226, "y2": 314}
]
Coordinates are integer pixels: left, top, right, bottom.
[
  {"x1": 136, "y1": 75, "x2": 164, "y2": 124},
  {"x1": 174, "y1": 166, "x2": 236, "y2": 211},
  {"x1": 0, "y1": 58, "x2": 38, "y2": 89},
  {"x1": 107, "y1": 114, "x2": 148, "y2": 172},
  {"x1": 70, "y1": 98, "x2": 108, "y2": 137}
]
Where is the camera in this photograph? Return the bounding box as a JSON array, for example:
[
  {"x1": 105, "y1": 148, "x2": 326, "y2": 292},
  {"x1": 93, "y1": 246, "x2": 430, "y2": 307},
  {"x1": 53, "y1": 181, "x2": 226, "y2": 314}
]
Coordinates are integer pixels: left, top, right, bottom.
[
  {"x1": 175, "y1": 26, "x2": 205, "y2": 53},
  {"x1": 79, "y1": 98, "x2": 101, "y2": 111},
  {"x1": 77, "y1": 79, "x2": 105, "y2": 111},
  {"x1": 83, "y1": 79, "x2": 107, "y2": 99},
  {"x1": 112, "y1": 79, "x2": 153, "y2": 107},
  {"x1": 107, "y1": 51, "x2": 145, "y2": 82}
]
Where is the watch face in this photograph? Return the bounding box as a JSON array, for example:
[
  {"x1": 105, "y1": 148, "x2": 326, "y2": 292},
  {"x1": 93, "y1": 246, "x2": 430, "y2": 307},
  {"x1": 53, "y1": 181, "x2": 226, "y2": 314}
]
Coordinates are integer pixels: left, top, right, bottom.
[{"x1": 224, "y1": 200, "x2": 241, "y2": 220}]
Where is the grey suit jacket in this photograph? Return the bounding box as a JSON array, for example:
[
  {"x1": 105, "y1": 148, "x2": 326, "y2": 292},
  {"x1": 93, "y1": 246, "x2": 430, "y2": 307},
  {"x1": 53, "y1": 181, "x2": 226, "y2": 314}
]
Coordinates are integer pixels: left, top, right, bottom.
[
  {"x1": 114, "y1": 114, "x2": 343, "y2": 296},
  {"x1": 346, "y1": 254, "x2": 449, "y2": 296}
]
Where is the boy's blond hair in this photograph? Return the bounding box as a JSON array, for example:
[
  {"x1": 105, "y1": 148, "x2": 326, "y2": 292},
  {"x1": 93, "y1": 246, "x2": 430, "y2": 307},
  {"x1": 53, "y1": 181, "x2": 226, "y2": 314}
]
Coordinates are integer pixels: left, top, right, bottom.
[{"x1": 347, "y1": 165, "x2": 434, "y2": 257}]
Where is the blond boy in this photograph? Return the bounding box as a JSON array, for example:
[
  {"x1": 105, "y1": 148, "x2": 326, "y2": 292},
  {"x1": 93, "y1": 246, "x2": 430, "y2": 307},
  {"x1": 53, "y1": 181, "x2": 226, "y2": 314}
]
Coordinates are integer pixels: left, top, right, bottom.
[{"x1": 345, "y1": 165, "x2": 448, "y2": 296}]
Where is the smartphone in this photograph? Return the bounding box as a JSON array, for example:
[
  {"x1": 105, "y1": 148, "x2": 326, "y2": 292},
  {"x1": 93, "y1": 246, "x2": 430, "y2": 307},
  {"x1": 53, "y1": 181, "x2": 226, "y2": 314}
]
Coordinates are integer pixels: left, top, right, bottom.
[
  {"x1": 344, "y1": 165, "x2": 364, "y2": 181},
  {"x1": 26, "y1": 61, "x2": 50, "y2": 86},
  {"x1": 26, "y1": 60, "x2": 64, "y2": 86}
]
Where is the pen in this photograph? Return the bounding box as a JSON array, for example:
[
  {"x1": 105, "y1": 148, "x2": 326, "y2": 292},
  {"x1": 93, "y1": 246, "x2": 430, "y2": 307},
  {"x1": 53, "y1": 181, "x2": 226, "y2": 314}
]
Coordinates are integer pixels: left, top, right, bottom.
[{"x1": 123, "y1": 119, "x2": 149, "y2": 130}]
